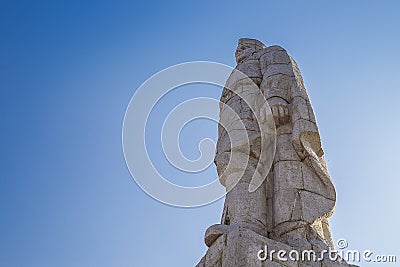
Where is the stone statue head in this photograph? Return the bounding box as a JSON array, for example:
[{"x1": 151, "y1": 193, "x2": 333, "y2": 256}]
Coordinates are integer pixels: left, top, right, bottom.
[{"x1": 235, "y1": 38, "x2": 266, "y2": 64}]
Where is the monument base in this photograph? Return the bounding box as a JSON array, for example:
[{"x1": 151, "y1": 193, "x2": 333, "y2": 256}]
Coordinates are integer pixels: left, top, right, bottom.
[{"x1": 196, "y1": 225, "x2": 357, "y2": 267}]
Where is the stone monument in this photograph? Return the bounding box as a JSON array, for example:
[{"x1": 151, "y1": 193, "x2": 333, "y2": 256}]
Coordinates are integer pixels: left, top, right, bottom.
[{"x1": 196, "y1": 38, "x2": 355, "y2": 267}]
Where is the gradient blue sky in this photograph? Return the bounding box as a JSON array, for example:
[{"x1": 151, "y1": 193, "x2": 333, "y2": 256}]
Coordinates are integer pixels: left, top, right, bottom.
[{"x1": 1, "y1": 1, "x2": 400, "y2": 266}]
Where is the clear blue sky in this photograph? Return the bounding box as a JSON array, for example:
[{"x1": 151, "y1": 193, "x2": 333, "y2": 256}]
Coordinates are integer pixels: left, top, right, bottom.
[{"x1": 1, "y1": 1, "x2": 400, "y2": 266}]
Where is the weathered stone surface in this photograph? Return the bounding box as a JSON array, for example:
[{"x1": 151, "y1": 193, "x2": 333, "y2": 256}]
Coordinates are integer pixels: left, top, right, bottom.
[
  {"x1": 196, "y1": 38, "x2": 354, "y2": 267},
  {"x1": 196, "y1": 226, "x2": 356, "y2": 267},
  {"x1": 274, "y1": 134, "x2": 300, "y2": 162}
]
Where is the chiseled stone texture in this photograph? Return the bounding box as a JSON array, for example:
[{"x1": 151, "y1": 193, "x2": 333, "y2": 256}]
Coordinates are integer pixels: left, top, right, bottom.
[
  {"x1": 196, "y1": 226, "x2": 356, "y2": 267},
  {"x1": 196, "y1": 38, "x2": 354, "y2": 267}
]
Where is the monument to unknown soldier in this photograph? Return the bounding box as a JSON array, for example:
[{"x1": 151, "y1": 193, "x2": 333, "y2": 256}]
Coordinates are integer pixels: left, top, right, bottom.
[{"x1": 196, "y1": 38, "x2": 354, "y2": 267}]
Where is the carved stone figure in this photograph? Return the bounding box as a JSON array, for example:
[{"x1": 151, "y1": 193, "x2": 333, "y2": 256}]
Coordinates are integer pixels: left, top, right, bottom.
[{"x1": 196, "y1": 38, "x2": 354, "y2": 267}]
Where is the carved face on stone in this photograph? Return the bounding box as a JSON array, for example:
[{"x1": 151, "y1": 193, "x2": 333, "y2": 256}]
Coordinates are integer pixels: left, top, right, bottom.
[
  {"x1": 235, "y1": 43, "x2": 256, "y2": 64},
  {"x1": 235, "y1": 38, "x2": 265, "y2": 64}
]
